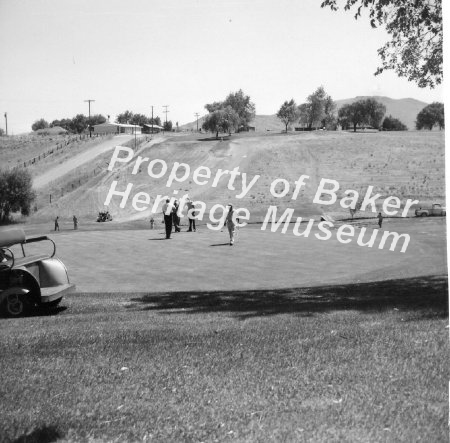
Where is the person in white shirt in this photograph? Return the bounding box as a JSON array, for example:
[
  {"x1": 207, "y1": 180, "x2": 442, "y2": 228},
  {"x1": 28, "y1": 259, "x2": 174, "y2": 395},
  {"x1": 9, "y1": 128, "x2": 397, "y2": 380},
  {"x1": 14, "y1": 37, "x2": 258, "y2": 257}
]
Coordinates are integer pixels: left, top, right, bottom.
[
  {"x1": 224, "y1": 204, "x2": 236, "y2": 245},
  {"x1": 186, "y1": 198, "x2": 196, "y2": 232}
]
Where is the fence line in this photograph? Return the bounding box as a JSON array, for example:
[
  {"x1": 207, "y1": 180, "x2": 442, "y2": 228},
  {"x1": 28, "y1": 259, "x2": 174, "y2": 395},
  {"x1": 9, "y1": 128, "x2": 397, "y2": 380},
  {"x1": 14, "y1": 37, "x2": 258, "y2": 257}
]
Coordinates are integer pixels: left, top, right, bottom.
[{"x1": 17, "y1": 133, "x2": 111, "y2": 169}]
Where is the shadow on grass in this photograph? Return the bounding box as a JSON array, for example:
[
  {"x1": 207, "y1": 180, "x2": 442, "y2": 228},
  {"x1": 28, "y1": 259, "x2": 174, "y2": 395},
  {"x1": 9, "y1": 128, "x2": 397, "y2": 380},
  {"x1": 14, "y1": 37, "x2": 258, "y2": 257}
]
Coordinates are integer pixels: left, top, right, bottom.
[
  {"x1": 130, "y1": 275, "x2": 448, "y2": 320},
  {"x1": 0, "y1": 306, "x2": 67, "y2": 320},
  {"x1": 12, "y1": 425, "x2": 63, "y2": 443},
  {"x1": 197, "y1": 135, "x2": 231, "y2": 142}
]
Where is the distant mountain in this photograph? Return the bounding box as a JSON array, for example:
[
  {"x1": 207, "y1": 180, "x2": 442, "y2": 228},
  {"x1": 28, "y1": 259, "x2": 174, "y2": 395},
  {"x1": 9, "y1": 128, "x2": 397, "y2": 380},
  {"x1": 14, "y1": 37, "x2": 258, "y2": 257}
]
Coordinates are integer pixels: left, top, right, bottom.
[{"x1": 180, "y1": 97, "x2": 429, "y2": 132}]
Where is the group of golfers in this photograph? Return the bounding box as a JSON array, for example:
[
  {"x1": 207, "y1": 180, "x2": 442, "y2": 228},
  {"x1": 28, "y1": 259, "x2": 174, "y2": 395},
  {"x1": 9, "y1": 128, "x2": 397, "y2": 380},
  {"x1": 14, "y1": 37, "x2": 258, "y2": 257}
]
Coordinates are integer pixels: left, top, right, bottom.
[
  {"x1": 161, "y1": 198, "x2": 237, "y2": 245},
  {"x1": 54, "y1": 215, "x2": 78, "y2": 231}
]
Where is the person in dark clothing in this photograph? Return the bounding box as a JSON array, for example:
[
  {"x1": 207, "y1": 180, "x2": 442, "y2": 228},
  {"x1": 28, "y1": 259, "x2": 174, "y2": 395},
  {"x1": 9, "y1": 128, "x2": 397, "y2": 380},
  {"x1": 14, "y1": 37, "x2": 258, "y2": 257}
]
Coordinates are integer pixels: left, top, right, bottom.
[
  {"x1": 172, "y1": 200, "x2": 181, "y2": 233},
  {"x1": 377, "y1": 212, "x2": 383, "y2": 228},
  {"x1": 162, "y1": 199, "x2": 173, "y2": 239},
  {"x1": 186, "y1": 198, "x2": 196, "y2": 232}
]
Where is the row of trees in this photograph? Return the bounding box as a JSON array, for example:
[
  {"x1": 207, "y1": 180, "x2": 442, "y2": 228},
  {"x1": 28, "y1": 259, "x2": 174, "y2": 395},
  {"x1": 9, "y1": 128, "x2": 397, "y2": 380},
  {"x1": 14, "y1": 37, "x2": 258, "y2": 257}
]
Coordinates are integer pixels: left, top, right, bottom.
[
  {"x1": 32, "y1": 114, "x2": 107, "y2": 133},
  {"x1": 202, "y1": 90, "x2": 255, "y2": 138},
  {"x1": 0, "y1": 168, "x2": 35, "y2": 223},
  {"x1": 277, "y1": 87, "x2": 388, "y2": 133},
  {"x1": 31, "y1": 111, "x2": 171, "y2": 134},
  {"x1": 277, "y1": 87, "x2": 338, "y2": 132},
  {"x1": 278, "y1": 86, "x2": 445, "y2": 132},
  {"x1": 116, "y1": 110, "x2": 174, "y2": 131},
  {"x1": 115, "y1": 111, "x2": 162, "y2": 127}
]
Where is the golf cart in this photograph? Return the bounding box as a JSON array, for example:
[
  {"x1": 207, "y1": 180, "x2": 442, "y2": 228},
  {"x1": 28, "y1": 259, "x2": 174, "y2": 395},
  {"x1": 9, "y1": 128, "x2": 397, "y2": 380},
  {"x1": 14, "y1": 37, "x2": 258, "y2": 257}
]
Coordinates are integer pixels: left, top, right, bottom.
[
  {"x1": 0, "y1": 228, "x2": 75, "y2": 317},
  {"x1": 97, "y1": 211, "x2": 112, "y2": 222}
]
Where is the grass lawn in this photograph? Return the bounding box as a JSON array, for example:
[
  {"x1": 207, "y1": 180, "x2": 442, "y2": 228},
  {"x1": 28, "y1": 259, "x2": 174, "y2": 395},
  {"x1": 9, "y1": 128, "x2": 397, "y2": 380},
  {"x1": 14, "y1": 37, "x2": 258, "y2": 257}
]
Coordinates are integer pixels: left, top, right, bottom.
[
  {"x1": 14, "y1": 216, "x2": 448, "y2": 293},
  {"x1": 0, "y1": 124, "x2": 447, "y2": 441},
  {"x1": 0, "y1": 277, "x2": 448, "y2": 442}
]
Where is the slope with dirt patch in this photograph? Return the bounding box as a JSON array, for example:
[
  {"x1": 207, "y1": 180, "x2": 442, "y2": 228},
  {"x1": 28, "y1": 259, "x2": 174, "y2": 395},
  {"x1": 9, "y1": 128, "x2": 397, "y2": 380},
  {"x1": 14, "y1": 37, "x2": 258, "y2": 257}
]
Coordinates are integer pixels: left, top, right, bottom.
[{"x1": 27, "y1": 130, "x2": 444, "y2": 223}]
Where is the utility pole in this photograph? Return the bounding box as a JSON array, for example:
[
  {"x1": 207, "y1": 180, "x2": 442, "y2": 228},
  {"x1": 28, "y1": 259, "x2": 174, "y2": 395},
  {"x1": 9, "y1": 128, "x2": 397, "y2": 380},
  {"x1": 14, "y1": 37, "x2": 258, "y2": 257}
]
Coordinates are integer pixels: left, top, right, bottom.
[
  {"x1": 194, "y1": 112, "x2": 200, "y2": 132},
  {"x1": 4, "y1": 112, "x2": 7, "y2": 136},
  {"x1": 151, "y1": 105, "x2": 154, "y2": 134},
  {"x1": 163, "y1": 105, "x2": 169, "y2": 130},
  {"x1": 84, "y1": 99, "x2": 95, "y2": 137}
]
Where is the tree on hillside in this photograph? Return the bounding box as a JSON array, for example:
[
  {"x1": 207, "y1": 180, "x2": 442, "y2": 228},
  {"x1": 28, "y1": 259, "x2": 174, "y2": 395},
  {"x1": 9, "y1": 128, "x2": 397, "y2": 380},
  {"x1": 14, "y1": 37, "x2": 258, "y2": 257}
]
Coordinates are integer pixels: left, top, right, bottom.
[
  {"x1": 116, "y1": 111, "x2": 134, "y2": 124},
  {"x1": 297, "y1": 103, "x2": 311, "y2": 129},
  {"x1": 277, "y1": 99, "x2": 299, "y2": 132},
  {"x1": 163, "y1": 120, "x2": 173, "y2": 132},
  {"x1": 223, "y1": 90, "x2": 255, "y2": 129},
  {"x1": 205, "y1": 102, "x2": 225, "y2": 113},
  {"x1": 0, "y1": 168, "x2": 36, "y2": 223},
  {"x1": 69, "y1": 114, "x2": 88, "y2": 134},
  {"x1": 202, "y1": 111, "x2": 224, "y2": 139},
  {"x1": 415, "y1": 102, "x2": 444, "y2": 130},
  {"x1": 322, "y1": 95, "x2": 337, "y2": 129},
  {"x1": 130, "y1": 113, "x2": 149, "y2": 126},
  {"x1": 321, "y1": 0, "x2": 443, "y2": 88},
  {"x1": 338, "y1": 102, "x2": 366, "y2": 132},
  {"x1": 298, "y1": 86, "x2": 335, "y2": 130},
  {"x1": 50, "y1": 118, "x2": 72, "y2": 131},
  {"x1": 363, "y1": 98, "x2": 386, "y2": 129},
  {"x1": 149, "y1": 116, "x2": 162, "y2": 127},
  {"x1": 221, "y1": 106, "x2": 240, "y2": 135},
  {"x1": 202, "y1": 107, "x2": 239, "y2": 139},
  {"x1": 31, "y1": 118, "x2": 49, "y2": 131},
  {"x1": 338, "y1": 98, "x2": 385, "y2": 131},
  {"x1": 382, "y1": 115, "x2": 407, "y2": 131},
  {"x1": 205, "y1": 90, "x2": 255, "y2": 132},
  {"x1": 308, "y1": 86, "x2": 327, "y2": 129},
  {"x1": 89, "y1": 114, "x2": 107, "y2": 126},
  {"x1": 0, "y1": 128, "x2": 5, "y2": 136}
]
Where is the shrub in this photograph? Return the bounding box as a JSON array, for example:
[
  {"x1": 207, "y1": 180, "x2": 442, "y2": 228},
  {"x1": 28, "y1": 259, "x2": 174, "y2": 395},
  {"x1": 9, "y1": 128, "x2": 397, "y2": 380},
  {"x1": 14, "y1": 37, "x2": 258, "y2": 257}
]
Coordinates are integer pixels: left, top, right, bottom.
[{"x1": 382, "y1": 115, "x2": 407, "y2": 131}]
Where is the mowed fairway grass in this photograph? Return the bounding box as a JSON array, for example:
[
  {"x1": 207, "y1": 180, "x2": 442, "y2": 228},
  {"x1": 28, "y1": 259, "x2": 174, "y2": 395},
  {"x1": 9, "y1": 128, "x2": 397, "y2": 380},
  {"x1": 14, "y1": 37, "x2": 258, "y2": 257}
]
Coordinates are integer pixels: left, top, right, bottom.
[{"x1": 0, "y1": 219, "x2": 448, "y2": 442}]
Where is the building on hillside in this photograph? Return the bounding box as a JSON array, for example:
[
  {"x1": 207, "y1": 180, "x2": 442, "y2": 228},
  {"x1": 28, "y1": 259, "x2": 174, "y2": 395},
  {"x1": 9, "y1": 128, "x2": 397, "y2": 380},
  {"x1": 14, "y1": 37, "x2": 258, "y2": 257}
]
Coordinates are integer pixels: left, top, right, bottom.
[
  {"x1": 142, "y1": 123, "x2": 164, "y2": 134},
  {"x1": 92, "y1": 123, "x2": 142, "y2": 135},
  {"x1": 237, "y1": 125, "x2": 256, "y2": 132}
]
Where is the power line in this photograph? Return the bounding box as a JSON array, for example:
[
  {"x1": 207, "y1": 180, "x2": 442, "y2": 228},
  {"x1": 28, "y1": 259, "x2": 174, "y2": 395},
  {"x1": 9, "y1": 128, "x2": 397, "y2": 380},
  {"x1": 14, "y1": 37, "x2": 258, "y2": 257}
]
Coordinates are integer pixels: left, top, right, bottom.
[
  {"x1": 163, "y1": 105, "x2": 169, "y2": 125},
  {"x1": 84, "y1": 99, "x2": 95, "y2": 137},
  {"x1": 151, "y1": 105, "x2": 154, "y2": 133},
  {"x1": 194, "y1": 112, "x2": 200, "y2": 132}
]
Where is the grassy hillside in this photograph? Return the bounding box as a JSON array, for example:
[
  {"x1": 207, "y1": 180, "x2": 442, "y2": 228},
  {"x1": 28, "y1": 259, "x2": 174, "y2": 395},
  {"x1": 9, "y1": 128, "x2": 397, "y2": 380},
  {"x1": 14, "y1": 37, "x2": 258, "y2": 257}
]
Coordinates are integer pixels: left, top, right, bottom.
[
  {"x1": 26, "y1": 130, "x2": 445, "y2": 223},
  {"x1": 0, "y1": 133, "x2": 113, "y2": 175}
]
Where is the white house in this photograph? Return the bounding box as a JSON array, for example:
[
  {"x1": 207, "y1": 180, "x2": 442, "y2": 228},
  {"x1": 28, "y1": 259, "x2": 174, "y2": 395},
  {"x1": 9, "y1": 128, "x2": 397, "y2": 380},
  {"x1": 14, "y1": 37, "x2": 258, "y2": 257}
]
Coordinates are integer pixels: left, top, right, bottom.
[
  {"x1": 92, "y1": 122, "x2": 142, "y2": 135},
  {"x1": 142, "y1": 123, "x2": 164, "y2": 134}
]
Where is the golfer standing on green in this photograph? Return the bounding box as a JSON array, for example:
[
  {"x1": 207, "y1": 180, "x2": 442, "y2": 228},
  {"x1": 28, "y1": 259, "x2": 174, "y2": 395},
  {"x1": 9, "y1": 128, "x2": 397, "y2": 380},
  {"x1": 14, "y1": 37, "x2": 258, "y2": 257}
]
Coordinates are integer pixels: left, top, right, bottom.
[{"x1": 225, "y1": 204, "x2": 236, "y2": 246}]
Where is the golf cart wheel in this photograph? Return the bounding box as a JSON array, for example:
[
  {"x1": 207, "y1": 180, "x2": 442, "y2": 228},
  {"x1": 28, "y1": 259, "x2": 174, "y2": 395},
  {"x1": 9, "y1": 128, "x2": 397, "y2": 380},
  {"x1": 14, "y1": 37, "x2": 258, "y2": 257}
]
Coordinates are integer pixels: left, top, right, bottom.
[
  {"x1": 3, "y1": 293, "x2": 26, "y2": 317},
  {"x1": 421, "y1": 213, "x2": 427, "y2": 217}
]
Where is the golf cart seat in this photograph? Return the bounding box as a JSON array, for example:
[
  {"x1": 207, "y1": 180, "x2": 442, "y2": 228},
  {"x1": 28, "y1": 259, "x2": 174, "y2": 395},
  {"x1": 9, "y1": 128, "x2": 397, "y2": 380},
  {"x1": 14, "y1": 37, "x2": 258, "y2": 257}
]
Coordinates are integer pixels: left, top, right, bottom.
[{"x1": 0, "y1": 228, "x2": 26, "y2": 248}]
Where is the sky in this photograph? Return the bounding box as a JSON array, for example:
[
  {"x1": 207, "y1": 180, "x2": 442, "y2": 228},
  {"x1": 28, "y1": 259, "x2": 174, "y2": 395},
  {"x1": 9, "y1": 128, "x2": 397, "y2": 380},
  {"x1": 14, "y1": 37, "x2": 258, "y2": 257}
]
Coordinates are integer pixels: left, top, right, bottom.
[{"x1": 0, "y1": 0, "x2": 446, "y2": 134}]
